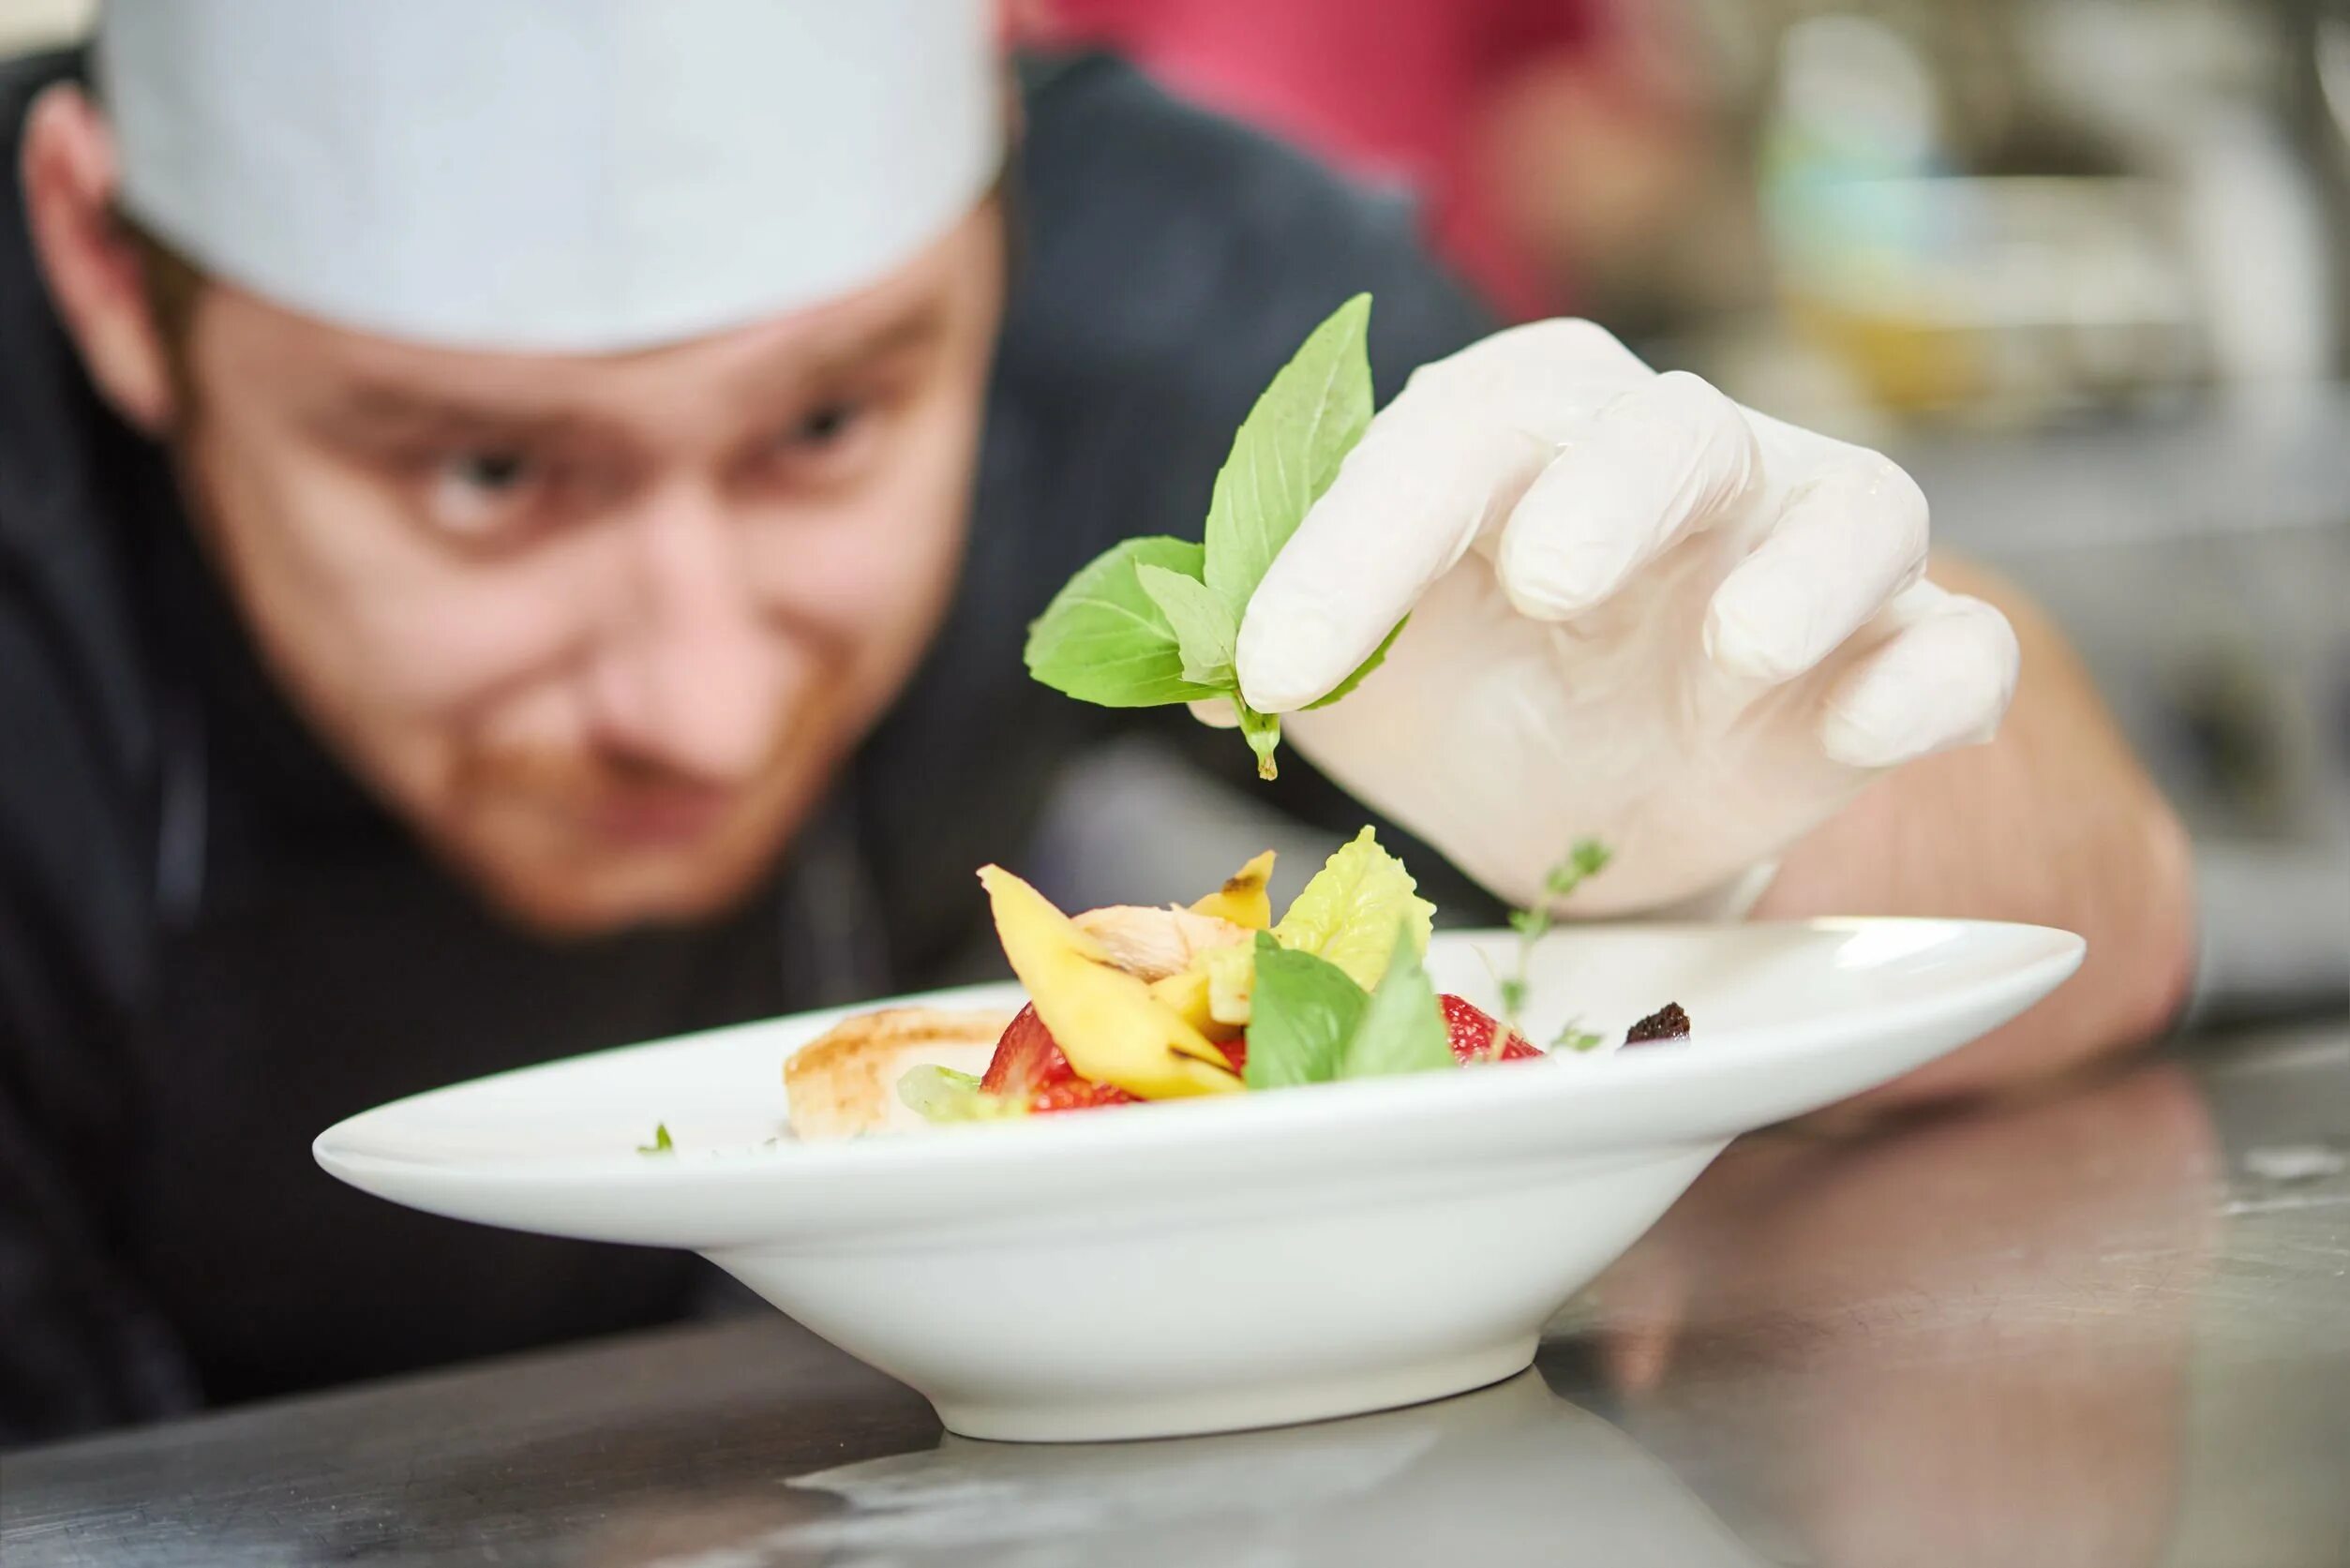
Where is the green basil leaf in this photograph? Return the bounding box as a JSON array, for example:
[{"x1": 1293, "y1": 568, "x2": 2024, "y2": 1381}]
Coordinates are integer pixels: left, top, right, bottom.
[
  {"x1": 1202, "y1": 294, "x2": 1374, "y2": 622},
  {"x1": 1019, "y1": 297, "x2": 1387, "y2": 782},
  {"x1": 1243, "y1": 932, "x2": 1368, "y2": 1089},
  {"x1": 636, "y1": 1121, "x2": 674, "y2": 1156},
  {"x1": 1306, "y1": 615, "x2": 1408, "y2": 709},
  {"x1": 1340, "y1": 923, "x2": 1455, "y2": 1079},
  {"x1": 1024, "y1": 537, "x2": 1227, "y2": 708},
  {"x1": 1135, "y1": 561, "x2": 1238, "y2": 688}
]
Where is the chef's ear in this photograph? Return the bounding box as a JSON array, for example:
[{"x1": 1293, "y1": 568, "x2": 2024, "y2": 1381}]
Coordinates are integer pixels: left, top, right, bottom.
[{"x1": 21, "y1": 83, "x2": 179, "y2": 435}]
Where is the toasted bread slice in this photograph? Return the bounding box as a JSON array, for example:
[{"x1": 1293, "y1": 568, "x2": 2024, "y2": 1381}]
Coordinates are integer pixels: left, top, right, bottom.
[{"x1": 784, "y1": 1007, "x2": 1013, "y2": 1142}]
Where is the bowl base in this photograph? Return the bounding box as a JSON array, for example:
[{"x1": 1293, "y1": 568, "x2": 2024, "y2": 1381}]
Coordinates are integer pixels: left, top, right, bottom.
[{"x1": 931, "y1": 1336, "x2": 1539, "y2": 1443}]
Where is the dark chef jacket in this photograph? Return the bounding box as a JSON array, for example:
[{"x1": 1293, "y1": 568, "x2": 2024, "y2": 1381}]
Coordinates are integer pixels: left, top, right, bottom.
[{"x1": 0, "y1": 48, "x2": 1496, "y2": 1444}]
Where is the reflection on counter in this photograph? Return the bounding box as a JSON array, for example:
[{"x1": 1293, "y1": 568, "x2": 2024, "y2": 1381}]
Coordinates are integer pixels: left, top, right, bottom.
[
  {"x1": 556, "y1": 1061, "x2": 2245, "y2": 1568},
  {"x1": 1591, "y1": 1063, "x2": 2219, "y2": 1568},
  {"x1": 771, "y1": 1372, "x2": 1755, "y2": 1568}
]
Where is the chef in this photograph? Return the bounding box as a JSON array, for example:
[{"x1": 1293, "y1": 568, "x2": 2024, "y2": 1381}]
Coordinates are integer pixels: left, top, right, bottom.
[{"x1": 0, "y1": 0, "x2": 2192, "y2": 1444}]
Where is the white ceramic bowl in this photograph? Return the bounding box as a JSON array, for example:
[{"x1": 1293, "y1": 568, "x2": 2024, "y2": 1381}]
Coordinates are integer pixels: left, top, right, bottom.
[{"x1": 315, "y1": 919, "x2": 2081, "y2": 1441}]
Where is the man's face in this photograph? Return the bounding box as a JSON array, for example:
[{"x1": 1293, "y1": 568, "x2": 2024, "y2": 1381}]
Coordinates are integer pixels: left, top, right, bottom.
[{"x1": 172, "y1": 206, "x2": 1006, "y2": 934}]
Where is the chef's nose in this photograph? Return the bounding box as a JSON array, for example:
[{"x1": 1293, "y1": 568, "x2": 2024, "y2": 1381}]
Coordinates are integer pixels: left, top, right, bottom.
[{"x1": 585, "y1": 485, "x2": 786, "y2": 783}]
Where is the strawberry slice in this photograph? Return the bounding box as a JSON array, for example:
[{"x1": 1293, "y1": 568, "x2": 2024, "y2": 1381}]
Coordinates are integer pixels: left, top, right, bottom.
[
  {"x1": 980, "y1": 1003, "x2": 1076, "y2": 1100},
  {"x1": 977, "y1": 1004, "x2": 1159, "y2": 1113},
  {"x1": 1440, "y1": 994, "x2": 1543, "y2": 1063},
  {"x1": 1028, "y1": 1079, "x2": 1141, "y2": 1114}
]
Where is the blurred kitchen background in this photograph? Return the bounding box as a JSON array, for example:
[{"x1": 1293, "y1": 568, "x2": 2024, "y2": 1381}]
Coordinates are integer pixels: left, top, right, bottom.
[
  {"x1": 1007, "y1": 0, "x2": 2350, "y2": 1030},
  {"x1": 6, "y1": 0, "x2": 2343, "y2": 1023}
]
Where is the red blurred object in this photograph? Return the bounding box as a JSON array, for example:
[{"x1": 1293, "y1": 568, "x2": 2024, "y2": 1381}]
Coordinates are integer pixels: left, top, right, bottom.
[
  {"x1": 1012, "y1": 0, "x2": 1612, "y2": 321},
  {"x1": 1440, "y1": 993, "x2": 1544, "y2": 1062}
]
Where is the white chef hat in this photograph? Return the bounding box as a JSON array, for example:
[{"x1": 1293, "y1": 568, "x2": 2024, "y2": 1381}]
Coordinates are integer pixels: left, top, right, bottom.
[{"x1": 94, "y1": 0, "x2": 1005, "y2": 353}]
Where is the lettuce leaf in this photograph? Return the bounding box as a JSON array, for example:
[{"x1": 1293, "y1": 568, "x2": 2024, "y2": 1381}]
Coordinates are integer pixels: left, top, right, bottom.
[
  {"x1": 897, "y1": 1065, "x2": 1026, "y2": 1125},
  {"x1": 1271, "y1": 828, "x2": 1436, "y2": 993}
]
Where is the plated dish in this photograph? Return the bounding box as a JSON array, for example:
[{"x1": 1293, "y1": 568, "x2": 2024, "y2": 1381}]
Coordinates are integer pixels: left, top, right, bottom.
[
  {"x1": 314, "y1": 853, "x2": 2082, "y2": 1441},
  {"x1": 781, "y1": 830, "x2": 1684, "y2": 1143}
]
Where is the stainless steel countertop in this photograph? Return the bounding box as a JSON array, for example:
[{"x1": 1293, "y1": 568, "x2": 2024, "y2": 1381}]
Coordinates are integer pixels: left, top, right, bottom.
[{"x1": 6, "y1": 1023, "x2": 2346, "y2": 1568}]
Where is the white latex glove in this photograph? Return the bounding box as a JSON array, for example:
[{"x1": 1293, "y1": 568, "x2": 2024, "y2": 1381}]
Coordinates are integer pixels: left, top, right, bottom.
[{"x1": 1207, "y1": 321, "x2": 2019, "y2": 917}]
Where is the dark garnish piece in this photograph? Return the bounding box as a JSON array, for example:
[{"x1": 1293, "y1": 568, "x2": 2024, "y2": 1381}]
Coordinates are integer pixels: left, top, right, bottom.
[{"x1": 1624, "y1": 1003, "x2": 1691, "y2": 1047}]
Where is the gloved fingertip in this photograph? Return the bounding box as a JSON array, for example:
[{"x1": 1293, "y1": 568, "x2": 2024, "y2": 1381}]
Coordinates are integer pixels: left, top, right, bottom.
[
  {"x1": 1819, "y1": 707, "x2": 1926, "y2": 770},
  {"x1": 1497, "y1": 530, "x2": 1628, "y2": 622},
  {"x1": 1187, "y1": 696, "x2": 1242, "y2": 730},
  {"x1": 1819, "y1": 620, "x2": 2014, "y2": 769},
  {"x1": 1235, "y1": 595, "x2": 1346, "y2": 714},
  {"x1": 1821, "y1": 710, "x2": 2002, "y2": 770},
  {"x1": 1702, "y1": 587, "x2": 1812, "y2": 684}
]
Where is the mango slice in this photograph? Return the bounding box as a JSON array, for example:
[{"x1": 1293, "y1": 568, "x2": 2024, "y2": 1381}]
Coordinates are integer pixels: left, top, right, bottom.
[
  {"x1": 1145, "y1": 967, "x2": 1241, "y2": 1042},
  {"x1": 1202, "y1": 941, "x2": 1256, "y2": 1026},
  {"x1": 1190, "y1": 849, "x2": 1277, "y2": 930},
  {"x1": 978, "y1": 867, "x2": 1242, "y2": 1099}
]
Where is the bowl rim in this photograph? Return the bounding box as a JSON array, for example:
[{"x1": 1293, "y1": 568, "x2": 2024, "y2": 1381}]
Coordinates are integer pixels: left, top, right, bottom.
[{"x1": 312, "y1": 918, "x2": 2085, "y2": 1225}]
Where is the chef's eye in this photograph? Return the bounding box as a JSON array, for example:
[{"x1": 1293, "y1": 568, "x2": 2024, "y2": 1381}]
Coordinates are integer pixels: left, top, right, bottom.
[
  {"x1": 426, "y1": 449, "x2": 544, "y2": 538},
  {"x1": 785, "y1": 399, "x2": 867, "y2": 452},
  {"x1": 761, "y1": 394, "x2": 889, "y2": 494}
]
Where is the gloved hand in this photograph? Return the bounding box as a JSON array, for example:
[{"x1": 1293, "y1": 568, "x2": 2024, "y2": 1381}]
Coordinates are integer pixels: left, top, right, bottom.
[{"x1": 1208, "y1": 320, "x2": 2019, "y2": 917}]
